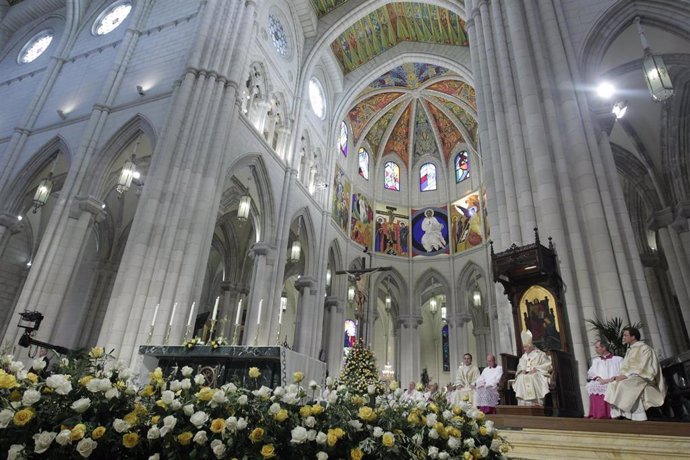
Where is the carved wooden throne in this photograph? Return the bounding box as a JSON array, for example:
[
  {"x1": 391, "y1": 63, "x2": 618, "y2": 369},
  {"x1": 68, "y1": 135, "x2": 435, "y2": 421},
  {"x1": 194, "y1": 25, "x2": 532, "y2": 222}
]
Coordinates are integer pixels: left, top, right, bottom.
[{"x1": 491, "y1": 228, "x2": 583, "y2": 417}]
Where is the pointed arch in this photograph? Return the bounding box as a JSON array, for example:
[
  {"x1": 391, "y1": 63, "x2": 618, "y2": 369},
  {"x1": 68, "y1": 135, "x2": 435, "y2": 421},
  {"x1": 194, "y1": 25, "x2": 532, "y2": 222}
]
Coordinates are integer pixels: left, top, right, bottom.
[
  {"x1": 415, "y1": 268, "x2": 450, "y2": 311},
  {"x1": 372, "y1": 268, "x2": 408, "y2": 318},
  {"x1": 456, "y1": 261, "x2": 488, "y2": 319},
  {"x1": 286, "y1": 206, "x2": 317, "y2": 278}
]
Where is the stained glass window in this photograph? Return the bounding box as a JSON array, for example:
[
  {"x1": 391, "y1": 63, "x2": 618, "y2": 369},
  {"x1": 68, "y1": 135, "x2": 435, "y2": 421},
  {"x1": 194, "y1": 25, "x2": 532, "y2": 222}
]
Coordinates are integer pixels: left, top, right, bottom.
[
  {"x1": 420, "y1": 162, "x2": 437, "y2": 191},
  {"x1": 309, "y1": 78, "x2": 325, "y2": 119},
  {"x1": 94, "y1": 1, "x2": 132, "y2": 35},
  {"x1": 358, "y1": 147, "x2": 369, "y2": 180},
  {"x1": 344, "y1": 319, "x2": 357, "y2": 353},
  {"x1": 18, "y1": 30, "x2": 53, "y2": 64},
  {"x1": 269, "y1": 14, "x2": 288, "y2": 57},
  {"x1": 455, "y1": 151, "x2": 470, "y2": 183},
  {"x1": 384, "y1": 161, "x2": 400, "y2": 191},
  {"x1": 442, "y1": 324, "x2": 450, "y2": 372},
  {"x1": 339, "y1": 121, "x2": 348, "y2": 157}
]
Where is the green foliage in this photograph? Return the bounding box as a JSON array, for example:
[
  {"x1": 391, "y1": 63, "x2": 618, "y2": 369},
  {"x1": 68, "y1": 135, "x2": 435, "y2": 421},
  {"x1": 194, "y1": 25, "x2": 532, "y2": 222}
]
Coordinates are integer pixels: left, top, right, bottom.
[
  {"x1": 586, "y1": 317, "x2": 643, "y2": 357},
  {"x1": 338, "y1": 339, "x2": 384, "y2": 395}
]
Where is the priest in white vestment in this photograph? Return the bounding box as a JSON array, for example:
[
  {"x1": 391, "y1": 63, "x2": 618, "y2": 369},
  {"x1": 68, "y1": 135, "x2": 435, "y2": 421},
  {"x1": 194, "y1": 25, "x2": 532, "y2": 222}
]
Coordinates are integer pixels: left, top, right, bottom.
[
  {"x1": 514, "y1": 330, "x2": 552, "y2": 406},
  {"x1": 586, "y1": 339, "x2": 623, "y2": 418},
  {"x1": 452, "y1": 353, "x2": 480, "y2": 405},
  {"x1": 474, "y1": 354, "x2": 503, "y2": 414},
  {"x1": 604, "y1": 326, "x2": 666, "y2": 421}
]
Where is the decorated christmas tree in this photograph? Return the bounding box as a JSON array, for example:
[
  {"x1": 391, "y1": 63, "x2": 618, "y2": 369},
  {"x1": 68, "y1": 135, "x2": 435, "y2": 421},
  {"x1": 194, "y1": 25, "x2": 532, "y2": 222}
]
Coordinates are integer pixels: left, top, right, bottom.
[{"x1": 338, "y1": 338, "x2": 384, "y2": 395}]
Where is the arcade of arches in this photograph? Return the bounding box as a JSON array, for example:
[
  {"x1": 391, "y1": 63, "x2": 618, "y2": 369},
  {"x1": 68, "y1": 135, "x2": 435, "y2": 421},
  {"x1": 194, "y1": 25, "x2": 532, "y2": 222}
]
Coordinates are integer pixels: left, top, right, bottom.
[{"x1": 0, "y1": 0, "x2": 689, "y2": 413}]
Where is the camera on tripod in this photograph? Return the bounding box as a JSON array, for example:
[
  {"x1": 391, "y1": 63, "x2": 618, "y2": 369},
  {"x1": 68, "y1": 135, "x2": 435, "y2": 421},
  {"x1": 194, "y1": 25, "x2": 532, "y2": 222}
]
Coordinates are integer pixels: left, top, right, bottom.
[{"x1": 17, "y1": 310, "x2": 70, "y2": 355}]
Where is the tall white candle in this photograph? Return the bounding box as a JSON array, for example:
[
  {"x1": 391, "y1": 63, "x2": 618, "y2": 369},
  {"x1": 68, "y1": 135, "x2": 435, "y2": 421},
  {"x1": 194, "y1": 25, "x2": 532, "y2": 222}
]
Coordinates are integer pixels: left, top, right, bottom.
[
  {"x1": 151, "y1": 303, "x2": 159, "y2": 327},
  {"x1": 187, "y1": 301, "x2": 196, "y2": 327},
  {"x1": 212, "y1": 296, "x2": 220, "y2": 321},
  {"x1": 235, "y1": 299, "x2": 243, "y2": 325},
  {"x1": 257, "y1": 299, "x2": 263, "y2": 325},
  {"x1": 169, "y1": 302, "x2": 177, "y2": 327}
]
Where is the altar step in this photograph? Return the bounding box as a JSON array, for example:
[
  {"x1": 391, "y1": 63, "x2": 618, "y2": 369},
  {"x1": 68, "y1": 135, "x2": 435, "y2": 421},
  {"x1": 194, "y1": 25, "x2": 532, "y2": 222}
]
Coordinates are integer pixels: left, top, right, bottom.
[{"x1": 491, "y1": 415, "x2": 690, "y2": 459}]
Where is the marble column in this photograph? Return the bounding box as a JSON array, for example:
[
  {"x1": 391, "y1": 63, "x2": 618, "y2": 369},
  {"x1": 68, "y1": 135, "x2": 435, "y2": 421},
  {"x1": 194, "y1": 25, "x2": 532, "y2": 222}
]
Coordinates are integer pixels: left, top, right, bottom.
[
  {"x1": 397, "y1": 314, "x2": 422, "y2": 387},
  {"x1": 243, "y1": 242, "x2": 276, "y2": 345},
  {"x1": 293, "y1": 276, "x2": 319, "y2": 356},
  {"x1": 639, "y1": 255, "x2": 680, "y2": 355},
  {"x1": 325, "y1": 296, "x2": 344, "y2": 375}
]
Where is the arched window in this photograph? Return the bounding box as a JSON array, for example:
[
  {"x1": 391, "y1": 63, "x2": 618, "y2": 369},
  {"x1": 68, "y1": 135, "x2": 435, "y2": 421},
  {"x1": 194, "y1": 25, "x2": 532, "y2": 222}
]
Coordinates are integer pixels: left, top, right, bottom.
[
  {"x1": 339, "y1": 121, "x2": 348, "y2": 157},
  {"x1": 455, "y1": 151, "x2": 470, "y2": 183},
  {"x1": 358, "y1": 147, "x2": 369, "y2": 180},
  {"x1": 420, "y1": 162, "x2": 437, "y2": 191},
  {"x1": 384, "y1": 161, "x2": 400, "y2": 191}
]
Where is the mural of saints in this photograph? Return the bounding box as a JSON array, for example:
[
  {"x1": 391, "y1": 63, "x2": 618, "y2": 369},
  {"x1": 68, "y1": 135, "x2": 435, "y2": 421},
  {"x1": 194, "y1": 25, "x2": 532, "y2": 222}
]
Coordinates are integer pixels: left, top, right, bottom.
[
  {"x1": 331, "y1": 166, "x2": 351, "y2": 233},
  {"x1": 450, "y1": 191, "x2": 483, "y2": 254},
  {"x1": 350, "y1": 193, "x2": 374, "y2": 247},
  {"x1": 411, "y1": 206, "x2": 449, "y2": 256},
  {"x1": 374, "y1": 205, "x2": 410, "y2": 256}
]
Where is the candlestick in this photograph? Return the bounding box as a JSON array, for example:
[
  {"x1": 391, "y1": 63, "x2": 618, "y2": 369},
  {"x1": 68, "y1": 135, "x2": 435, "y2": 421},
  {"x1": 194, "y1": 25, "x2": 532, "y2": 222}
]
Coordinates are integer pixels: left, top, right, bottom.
[
  {"x1": 208, "y1": 319, "x2": 217, "y2": 342},
  {"x1": 151, "y1": 303, "x2": 159, "y2": 327},
  {"x1": 187, "y1": 301, "x2": 196, "y2": 327},
  {"x1": 212, "y1": 296, "x2": 219, "y2": 321},
  {"x1": 169, "y1": 302, "x2": 177, "y2": 327},
  {"x1": 219, "y1": 315, "x2": 229, "y2": 338}
]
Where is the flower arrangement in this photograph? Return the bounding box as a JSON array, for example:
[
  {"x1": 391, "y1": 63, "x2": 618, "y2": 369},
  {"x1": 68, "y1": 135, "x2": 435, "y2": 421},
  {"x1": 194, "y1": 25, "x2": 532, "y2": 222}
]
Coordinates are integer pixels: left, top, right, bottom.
[
  {"x1": 182, "y1": 338, "x2": 200, "y2": 350},
  {"x1": 0, "y1": 348, "x2": 510, "y2": 459}
]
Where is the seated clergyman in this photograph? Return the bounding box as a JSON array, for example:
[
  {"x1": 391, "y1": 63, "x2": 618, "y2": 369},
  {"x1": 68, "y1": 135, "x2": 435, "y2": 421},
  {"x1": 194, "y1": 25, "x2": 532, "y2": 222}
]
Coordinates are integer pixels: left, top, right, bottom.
[{"x1": 514, "y1": 330, "x2": 552, "y2": 406}]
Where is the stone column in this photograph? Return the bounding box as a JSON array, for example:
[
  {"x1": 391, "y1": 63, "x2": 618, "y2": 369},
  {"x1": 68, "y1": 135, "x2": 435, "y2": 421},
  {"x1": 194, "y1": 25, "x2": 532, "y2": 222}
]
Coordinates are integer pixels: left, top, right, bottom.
[
  {"x1": 243, "y1": 242, "x2": 276, "y2": 345},
  {"x1": 397, "y1": 314, "x2": 422, "y2": 387},
  {"x1": 640, "y1": 255, "x2": 679, "y2": 355},
  {"x1": 325, "y1": 296, "x2": 344, "y2": 375},
  {"x1": 79, "y1": 261, "x2": 118, "y2": 347},
  {"x1": 0, "y1": 212, "x2": 24, "y2": 258},
  {"x1": 293, "y1": 276, "x2": 319, "y2": 356}
]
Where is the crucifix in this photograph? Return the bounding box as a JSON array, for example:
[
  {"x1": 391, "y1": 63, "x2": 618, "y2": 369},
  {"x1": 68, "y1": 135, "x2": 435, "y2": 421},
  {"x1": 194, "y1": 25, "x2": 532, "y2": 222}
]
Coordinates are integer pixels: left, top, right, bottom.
[{"x1": 335, "y1": 248, "x2": 392, "y2": 343}]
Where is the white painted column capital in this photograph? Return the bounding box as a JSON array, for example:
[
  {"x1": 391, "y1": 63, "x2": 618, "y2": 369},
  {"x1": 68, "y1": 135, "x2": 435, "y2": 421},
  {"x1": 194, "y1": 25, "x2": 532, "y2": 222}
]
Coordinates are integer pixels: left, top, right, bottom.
[
  {"x1": 397, "y1": 314, "x2": 423, "y2": 329},
  {"x1": 69, "y1": 196, "x2": 107, "y2": 223},
  {"x1": 249, "y1": 241, "x2": 276, "y2": 259},
  {"x1": 294, "y1": 276, "x2": 318, "y2": 294}
]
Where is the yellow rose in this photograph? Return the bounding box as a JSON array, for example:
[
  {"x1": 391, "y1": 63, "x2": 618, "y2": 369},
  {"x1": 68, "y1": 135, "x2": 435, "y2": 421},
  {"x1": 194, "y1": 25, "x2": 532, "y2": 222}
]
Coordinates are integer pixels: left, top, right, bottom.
[
  {"x1": 210, "y1": 418, "x2": 226, "y2": 433},
  {"x1": 500, "y1": 444, "x2": 510, "y2": 453},
  {"x1": 452, "y1": 405, "x2": 463, "y2": 415},
  {"x1": 327, "y1": 432, "x2": 338, "y2": 447},
  {"x1": 274, "y1": 409, "x2": 288, "y2": 422},
  {"x1": 177, "y1": 431, "x2": 193, "y2": 445},
  {"x1": 123, "y1": 412, "x2": 138, "y2": 426},
  {"x1": 92, "y1": 426, "x2": 106, "y2": 440},
  {"x1": 292, "y1": 371, "x2": 304, "y2": 383},
  {"x1": 389, "y1": 381, "x2": 399, "y2": 391},
  {"x1": 249, "y1": 427, "x2": 265, "y2": 443},
  {"x1": 0, "y1": 373, "x2": 18, "y2": 389},
  {"x1": 463, "y1": 452, "x2": 473, "y2": 460},
  {"x1": 407, "y1": 412, "x2": 420, "y2": 425},
  {"x1": 140, "y1": 384, "x2": 155, "y2": 397},
  {"x1": 196, "y1": 387, "x2": 214, "y2": 401},
  {"x1": 26, "y1": 372, "x2": 38, "y2": 384},
  {"x1": 479, "y1": 426, "x2": 488, "y2": 436},
  {"x1": 122, "y1": 433, "x2": 139, "y2": 448},
  {"x1": 13, "y1": 408, "x2": 33, "y2": 426},
  {"x1": 248, "y1": 367, "x2": 261, "y2": 379},
  {"x1": 260, "y1": 444, "x2": 276, "y2": 458},
  {"x1": 311, "y1": 404, "x2": 324, "y2": 415},
  {"x1": 333, "y1": 428, "x2": 345, "y2": 439},
  {"x1": 358, "y1": 406, "x2": 376, "y2": 422},
  {"x1": 9, "y1": 390, "x2": 21, "y2": 402},
  {"x1": 70, "y1": 423, "x2": 87, "y2": 441},
  {"x1": 150, "y1": 415, "x2": 160, "y2": 425},
  {"x1": 448, "y1": 427, "x2": 461, "y2": 438},
  {"x1": 428, "y1": 402, "x2": 439, "y2": 413},
  {"x1": 299, "y1": 406, "x2": 312, "y2": 418},
  {"x1": 79, "y1": 375, "x2": 94, "y2": 387},
  {"x1": 89, "y1": 347, "x2": 105, "y2": 359},
  {"x1": 134, "y1": 403, "x2": 147, "y2": 416},
  {"x1": 382, "y1": 432, "x2": 395, "y2": 447},
  {"x1": 351, "y1": 448, "x2": 364, "y2": 460}
]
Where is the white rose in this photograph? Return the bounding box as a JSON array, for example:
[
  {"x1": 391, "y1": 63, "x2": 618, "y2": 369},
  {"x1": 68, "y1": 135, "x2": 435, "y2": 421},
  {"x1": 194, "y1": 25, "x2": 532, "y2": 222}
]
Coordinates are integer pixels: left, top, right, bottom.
[
  {"x1": 442, "y1": 410, "x2": 452, "y2": 420},
  {"x1": 252, "y1": 386, "x2": 271, "y2": 399},
  {"x1": 0, "y1": 409, "x2": 14, "y2": 428},
  {"x1": 412, "y1": 433, "x2": 423, "y2": 446},
  {"x1": 55, "y1": 429, "x2": 72, "y2": 446},
  {"x1": 309, "y1": 380, "x2": 319, "y2": 390},
  {"x1": 484, "y1": 420, "x2": 494, "y2": 434},
  {"x1": 180, "y1": 378, "x2": 191, "y2": 390},
  {"x1": 225, "y1": 416, "x2": 237, "y2": 432},
  {"x1": 428, "y1": 446, "x2": 439, "y2": 459},
  {"x1": 367, "y1": 384, "x2": 376, "y2": 395},
  {"x1": 464, "y1": 438, "x2": 475, "y2": 448},
  {"x1": 71, "y1": 397, "x2": 91, "y2": 413},
  {"x1": 97, "y1": 379, "x2": 111, "y2": 392},
  {"x1": 193, "y1": 430, "x2": 208, "y2": 445},
  {"x1": 212, "y1": 390, "x2": 227, "y2": 404},
  {"x1": 76, "y1": 437, "x2": 97, "y2": 458},
  {"x1": 373, "y1": 427, "x2": 384, "y2": 437},
  {"x1": 348, "y1": 419, "x2": 363, "y2": 430},
  {"x1": 236, "y1": 417, "x2": 247, "y2": 430},
  {"x1": 273, "y1": 386, "x2": 285, "y2": 397},
  {"x1": 60, "y1": 358, "x2": 69, "y2": 367},
  {"x1": 7, "y1": 444, "x2": 23, "y2": 460},
  {"x1": 104, "y1": 388, "x2": 120, "y2": 400},
  {"x1": 327, "y1": 391, "x2": 338, "y2": 404},
  {"x1": 86, "y1": 379, "x2": 101, "y2": 393},
  {"x1": 148, "y1": 454, "x2": 160, "y2": 460},
  {"x1": 438, "y1": 452, "x2": 450, "y2": 460},
  {"x1": 46, "y1": 374, "x2": 72, "y2": 395},
  {"x1": 119, "y1": 368, "x2": 132, "y2": 380},
  {"x1": 181, "y1": 366, "x2": 194, "y2": 377},
  {"x1": 479, "y1": 445, "x2": 489, "y2": 458},
  {"x1": 316, "y1": 452, "x2": 328, "y2": 460},
  {"x1": 32, "y1": 431, "x2": 56, "y2": 454},
  {"x1": 194, "y1": 374, "x2": 205, "y2": 385},
  {"x1": 9, "y1": 361, "x2": 24, "y2": 374},
  {"x1": 305, "y1": 415, "x2": 317, "y2": 428},
  {"x1": 171, "y1": 399, "x2": 182, "y2": 411},
  {"x1": 447, "y1": 436, "x2": 460, "y2": 450},
  {"x1": 429, "y1": 428, "x2": 439, "y2": 439},
  {"x1": 32, "y1": 358, "x2": 47, "y2": 371},
  {"x1": 161, "y1": 390, "x2": 175, "y2": 405},
  {"x1": 190, "y1": 411, "x2": 209, "y2": 428},
  {"x1": 113, "y1": 418, "x2": 131, "y2": 433},
  {"x1": 315, "y1": 431, "x2": 327, "y2": 445},
  {"x1": 238, "y1": 395, "x2": 248, "y2": 405},
  {"x1": 426, "y1": 413, "x2": 437, "y2": 426},
  {"x1": 291, "y1": 426, "x2": 308, "y2": 444},
  {"x1": 307, "y1": 429, "x2": 316, "y2": 441},
  {"x1": 147, "y1": 426, "x2": 161, "y2": 439},
  {"x1": 183, "y1": 404, "x2": 195, "y2": 417},
  {"x1": 211, "y1": 439, "x2": 226, "y2": 458},
  {"x1": 163, "y1": 415, "x2": 177, "y2": 430},
  {"x1": 169, "y1": 380, "x2": 181, "y2": 391},
  {"x1": 21, "y1": 389, "x2": 40, "y2": 406}
]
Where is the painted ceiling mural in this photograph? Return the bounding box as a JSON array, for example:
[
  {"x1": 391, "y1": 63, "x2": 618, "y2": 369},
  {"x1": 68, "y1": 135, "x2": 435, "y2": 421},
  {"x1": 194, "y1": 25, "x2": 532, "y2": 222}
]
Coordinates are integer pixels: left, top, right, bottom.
[
  {"x1": 347, "y1": 63, "x2": 478, "y2": 170},
  {"x1": 310, "y1": 0, "x2": 349, "y2": 17},
  {"x1": 331, "y1": 3, "x2": 468, "y2": 73}
]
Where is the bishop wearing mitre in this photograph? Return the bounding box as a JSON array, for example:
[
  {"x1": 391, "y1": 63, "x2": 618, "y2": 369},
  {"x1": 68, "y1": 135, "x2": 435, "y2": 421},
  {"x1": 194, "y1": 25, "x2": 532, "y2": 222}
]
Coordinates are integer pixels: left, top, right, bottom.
[{"x1": 514, "y1": 330, "x2": 553, "y2": 406}]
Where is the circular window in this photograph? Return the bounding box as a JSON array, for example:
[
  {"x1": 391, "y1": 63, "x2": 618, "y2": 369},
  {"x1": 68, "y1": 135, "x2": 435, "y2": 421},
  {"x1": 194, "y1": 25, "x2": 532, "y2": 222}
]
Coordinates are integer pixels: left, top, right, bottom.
[
  {"x1": 18, "y1": 29, "x2": 53, "y2": 64},
  {"x1": 309, "y1": 78, "x2": 326, "y2": 119},
  {"x1": 268, "y1": 13, "x2": 288, "y2": 57},
  {"x1": 93, "y1": 1, "x2": 132, "y2": 35}
]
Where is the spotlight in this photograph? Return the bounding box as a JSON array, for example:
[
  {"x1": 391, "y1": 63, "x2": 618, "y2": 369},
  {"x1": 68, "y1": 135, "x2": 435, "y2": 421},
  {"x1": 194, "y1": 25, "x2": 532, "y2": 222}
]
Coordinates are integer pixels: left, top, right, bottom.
[
  {"x1": 596, "y1": 82, "x2": 615, "y2": 99},
  {"x1": 612, "y1": 101, "x2": 628, "y2": 119},
  {"x1": 57, "y1": 109, "x2": 67, "y2": 120},
  {"x1": 136, "y1": 85, "x2": 145, "y2": 96}
]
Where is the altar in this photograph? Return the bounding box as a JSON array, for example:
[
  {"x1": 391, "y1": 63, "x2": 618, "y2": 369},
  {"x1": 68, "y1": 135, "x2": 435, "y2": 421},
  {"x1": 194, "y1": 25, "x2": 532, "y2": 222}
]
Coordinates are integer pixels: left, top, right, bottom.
[{"x1": 139, "y1": 345, "x2": 327, "y2": 388}]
